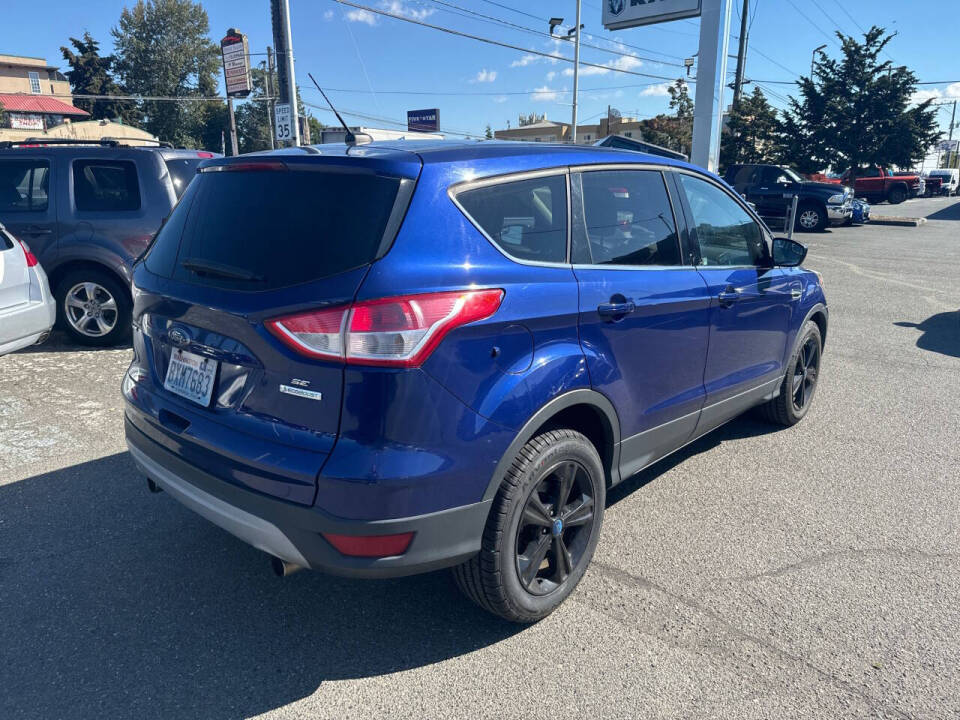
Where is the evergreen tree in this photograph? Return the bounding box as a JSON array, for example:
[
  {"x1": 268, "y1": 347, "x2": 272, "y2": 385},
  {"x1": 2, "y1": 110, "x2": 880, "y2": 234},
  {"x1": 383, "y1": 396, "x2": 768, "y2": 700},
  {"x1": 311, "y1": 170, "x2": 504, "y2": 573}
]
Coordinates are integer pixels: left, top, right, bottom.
[
  {"x1": 782, "y1": 27, "x2": 940, "y2": 176},
  {"x1": 60, "y1": 33, "x2": 137, "y2": 123},
  {"x1": 111, "y1": 0, "x2": 223, "y2": 148},
  {"x1": 485, "y1": 124, "x2": 493, "y2": 139},
  {"x1": 720, "y1": 87, "x2": 783, "y2": 170}
]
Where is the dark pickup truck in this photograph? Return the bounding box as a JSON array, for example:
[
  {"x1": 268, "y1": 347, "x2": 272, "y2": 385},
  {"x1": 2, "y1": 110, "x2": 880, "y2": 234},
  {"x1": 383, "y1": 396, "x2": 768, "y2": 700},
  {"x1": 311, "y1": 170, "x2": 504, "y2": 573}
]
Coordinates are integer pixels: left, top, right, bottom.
[
  {"x1": 840, "y1": 166, "x2": 924, "y2": 204},
  {"x1": 724, "y1": 164, "x2": 853, "y2": 232}
]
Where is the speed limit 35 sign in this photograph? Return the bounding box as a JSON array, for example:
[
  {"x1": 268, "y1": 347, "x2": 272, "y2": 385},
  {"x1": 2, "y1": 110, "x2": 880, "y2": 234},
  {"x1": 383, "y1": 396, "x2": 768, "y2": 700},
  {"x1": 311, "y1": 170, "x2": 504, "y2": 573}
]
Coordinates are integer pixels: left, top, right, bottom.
[{"x1": 275, "y1": 103, "x2": 292, "y2": 141}]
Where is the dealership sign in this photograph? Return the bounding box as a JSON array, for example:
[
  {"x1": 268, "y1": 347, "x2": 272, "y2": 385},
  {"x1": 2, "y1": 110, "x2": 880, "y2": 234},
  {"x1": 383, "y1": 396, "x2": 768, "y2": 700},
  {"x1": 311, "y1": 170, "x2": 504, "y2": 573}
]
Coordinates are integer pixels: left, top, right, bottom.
[
  {"x1": 407, "y1": 109, "x2": 440, "y2": 132},
  {"x1": 221, "y1": 29, "x2": 252, "y2": 98},
  {"x1": 603, "y1": 0, "x2": 702, "y2": 30}
]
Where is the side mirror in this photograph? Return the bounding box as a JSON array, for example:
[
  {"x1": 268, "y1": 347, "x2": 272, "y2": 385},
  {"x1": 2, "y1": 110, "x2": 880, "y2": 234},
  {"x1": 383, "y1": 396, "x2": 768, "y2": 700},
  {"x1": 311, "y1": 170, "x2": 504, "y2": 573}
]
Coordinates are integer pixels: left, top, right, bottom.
[{"x1": 772, "y1": 237, "x2": 807, "y2": 267}]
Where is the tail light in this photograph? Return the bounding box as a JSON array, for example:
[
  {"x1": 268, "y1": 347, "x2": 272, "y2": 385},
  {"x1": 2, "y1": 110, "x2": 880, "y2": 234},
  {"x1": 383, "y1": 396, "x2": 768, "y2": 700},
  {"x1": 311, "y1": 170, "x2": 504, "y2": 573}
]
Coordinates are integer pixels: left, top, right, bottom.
[
  {"x1": 18, "y1": 239, "x2": 38, "y2": 267},
  {"x1": 266, "y1": 288, "x2": 504, "y2": 367}
]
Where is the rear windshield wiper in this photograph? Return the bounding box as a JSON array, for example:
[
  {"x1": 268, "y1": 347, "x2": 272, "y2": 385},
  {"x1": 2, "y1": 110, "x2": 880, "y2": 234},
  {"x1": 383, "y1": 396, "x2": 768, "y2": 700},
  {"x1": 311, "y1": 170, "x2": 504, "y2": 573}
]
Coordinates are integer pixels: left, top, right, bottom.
[{"x1": 181, "y1": 258, "x2": 263, "y2": 282}]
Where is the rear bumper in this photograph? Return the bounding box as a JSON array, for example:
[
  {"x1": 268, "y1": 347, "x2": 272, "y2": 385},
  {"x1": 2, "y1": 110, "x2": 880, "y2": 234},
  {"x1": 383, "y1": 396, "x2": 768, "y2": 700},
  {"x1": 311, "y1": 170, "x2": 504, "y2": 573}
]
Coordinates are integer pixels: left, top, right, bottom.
[
  {"x1": 125, "y1": 416, "x2": 491, "y2": 577},
  {"x1": 0, "y1": 294, "x2": 55, "y2": 355}
]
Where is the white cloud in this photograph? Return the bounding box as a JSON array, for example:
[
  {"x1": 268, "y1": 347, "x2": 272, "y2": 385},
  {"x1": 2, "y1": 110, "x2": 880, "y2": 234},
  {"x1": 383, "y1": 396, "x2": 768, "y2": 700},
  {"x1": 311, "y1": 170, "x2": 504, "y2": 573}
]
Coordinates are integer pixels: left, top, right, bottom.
[
  {"x1": 911, "y1": 82, "x2": 960, "y2": 105},
  {"x1": 532, "y1": 86, "x2": 561, "y2": 102},
  {"x1": 641, "y1": 82, "x2": 672, "y2": 97},
  {"x1": 380, "y1": 0, "x2": 436, "y2": 20},
  {"x1": 511, "y1": 54, "x2": 539, "y2": 68},
  {"x1": 493, "y1": 95, "x2": 509, "y2": 103},
  {"x1": 472, "y1": 68, "x2": 497, "y2": 83},
  {"x1": 560, "y1": 52, "x2": 642, "y2": 78},
  {"x1": 345, "y1": 8, "x2": 377, "y2": 24},
  {"x1": 546, "y1": 71, "x2": 556, "y2": 82},
  {"x1": 323, "y1": 9, "x2": 334, "y2": 21}
]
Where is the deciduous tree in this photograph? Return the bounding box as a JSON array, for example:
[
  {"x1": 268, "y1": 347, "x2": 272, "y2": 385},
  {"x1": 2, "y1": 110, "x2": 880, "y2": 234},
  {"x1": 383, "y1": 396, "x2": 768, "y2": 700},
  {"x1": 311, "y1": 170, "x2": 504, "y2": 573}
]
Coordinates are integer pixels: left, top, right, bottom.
[{"x1": 720, "y1": 87, "x2": 783, "y2": 169}]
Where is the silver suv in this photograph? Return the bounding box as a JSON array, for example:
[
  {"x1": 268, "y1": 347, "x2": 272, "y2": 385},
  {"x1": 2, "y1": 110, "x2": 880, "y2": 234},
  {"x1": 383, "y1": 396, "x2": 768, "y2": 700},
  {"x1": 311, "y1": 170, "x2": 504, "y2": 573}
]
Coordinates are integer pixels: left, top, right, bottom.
[{"x1": 0, "y1": 139, "x2": 218, "y2": 345}]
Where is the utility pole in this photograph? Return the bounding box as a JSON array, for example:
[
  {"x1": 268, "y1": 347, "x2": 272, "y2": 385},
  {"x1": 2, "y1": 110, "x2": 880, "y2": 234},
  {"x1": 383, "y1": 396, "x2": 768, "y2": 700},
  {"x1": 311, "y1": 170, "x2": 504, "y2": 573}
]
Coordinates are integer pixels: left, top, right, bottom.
[
  {"x1": 948, "y1": 100, "x2": 957, "y2": 168},
  {"x1": 732, "y1": 0, "x2": 749, "y2": 108},
  {"x1": 265, "y1": 48, "x2": 276, "y2": 150},
  {"x1": 570, "y1": 0, "x2": 582, "y2": 144},
  {"x1": 270, "y1": 0, "x2": 300, "y2": 146},
  {"x1": 227, "y1": 96, "x2": 239, "y2": 156}
]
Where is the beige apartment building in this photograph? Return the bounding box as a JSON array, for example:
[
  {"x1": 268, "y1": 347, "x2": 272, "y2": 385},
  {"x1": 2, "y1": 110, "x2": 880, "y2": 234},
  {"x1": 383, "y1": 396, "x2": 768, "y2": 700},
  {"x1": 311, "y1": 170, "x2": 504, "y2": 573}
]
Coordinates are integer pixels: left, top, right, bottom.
[{"x1": 0, "y1": 53, "x2": 89, "y2": 141}]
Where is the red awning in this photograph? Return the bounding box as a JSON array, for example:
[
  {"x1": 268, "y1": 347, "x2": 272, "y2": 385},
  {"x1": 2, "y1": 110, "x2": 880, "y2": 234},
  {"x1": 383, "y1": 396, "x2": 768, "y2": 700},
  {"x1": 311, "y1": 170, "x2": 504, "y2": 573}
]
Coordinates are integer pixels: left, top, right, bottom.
[{"x1": 0, "y1": 93, "x2": 89, "y2": 116}]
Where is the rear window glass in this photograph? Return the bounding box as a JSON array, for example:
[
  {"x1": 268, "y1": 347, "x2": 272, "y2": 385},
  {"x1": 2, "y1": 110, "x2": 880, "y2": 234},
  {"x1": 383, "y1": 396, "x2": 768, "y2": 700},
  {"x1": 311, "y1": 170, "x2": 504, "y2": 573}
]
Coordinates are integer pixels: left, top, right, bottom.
[
  {"x1": 456, "y1": 174, "x2": 567, "y2": 263},
  {"x1": 73, "y1": 159, "x2": 141, "y2": 211},
  {"x1": 0, "y1": 160, "x2": 50, "y2": 212},
  {"x1": 146, "y1": 167, "x2": 402, "y2": 290},
  {"x1": 164, "y1": 158, "x2": 203, "y2": 198}
]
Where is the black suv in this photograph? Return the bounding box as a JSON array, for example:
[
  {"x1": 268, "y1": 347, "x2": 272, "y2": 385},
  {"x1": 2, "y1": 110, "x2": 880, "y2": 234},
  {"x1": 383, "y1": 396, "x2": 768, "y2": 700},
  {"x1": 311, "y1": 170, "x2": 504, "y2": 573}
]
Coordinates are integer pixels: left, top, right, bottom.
[
  {"x1": 0, "y1": 139, "x2": 218, "y2": 345},
  {"x1": 724, "y1": 164, "x2": 853, "y2": 232}
]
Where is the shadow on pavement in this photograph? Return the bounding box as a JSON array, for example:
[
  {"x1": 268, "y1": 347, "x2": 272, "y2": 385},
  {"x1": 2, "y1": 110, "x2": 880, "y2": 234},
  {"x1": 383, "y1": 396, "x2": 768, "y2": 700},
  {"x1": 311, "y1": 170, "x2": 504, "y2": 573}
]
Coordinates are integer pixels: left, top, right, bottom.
[
  {"x1": 0, "y1": 452, "x2": 518, "y2": 719},
  {"x1": 608, "y1": 415, "x2": 780, "y2": 507},
  {"x1": 927, "y1": 202, "x2": 960, "y2": 221},
  {"x1": 894, "y1": 311, "x2": 960, "y2": 358},
  {"x1": 14, "y1": 330, "x2": 130, "y2": 354}
]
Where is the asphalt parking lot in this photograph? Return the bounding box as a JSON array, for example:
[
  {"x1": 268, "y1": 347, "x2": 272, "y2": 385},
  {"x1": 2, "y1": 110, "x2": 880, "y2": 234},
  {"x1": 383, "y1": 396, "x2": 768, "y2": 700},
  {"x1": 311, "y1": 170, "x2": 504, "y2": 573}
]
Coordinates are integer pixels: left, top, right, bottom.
[{"x1": 1, "y1": 196, "x2": 958, "y2": 719}]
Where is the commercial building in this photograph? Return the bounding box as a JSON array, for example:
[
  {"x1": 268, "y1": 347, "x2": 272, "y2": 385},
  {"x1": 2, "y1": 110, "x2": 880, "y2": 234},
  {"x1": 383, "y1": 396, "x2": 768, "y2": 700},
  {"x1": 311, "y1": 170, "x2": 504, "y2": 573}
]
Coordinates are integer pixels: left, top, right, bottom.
[
  {"x1": 494, "y1": 115, "x2": 649, "y2": 145},
  {"x1": 0, "y1": 53, "x2": 89, "y2": 141},
  {"x1": 316, "y1": 126, "x2": 443, "y2": 143}
]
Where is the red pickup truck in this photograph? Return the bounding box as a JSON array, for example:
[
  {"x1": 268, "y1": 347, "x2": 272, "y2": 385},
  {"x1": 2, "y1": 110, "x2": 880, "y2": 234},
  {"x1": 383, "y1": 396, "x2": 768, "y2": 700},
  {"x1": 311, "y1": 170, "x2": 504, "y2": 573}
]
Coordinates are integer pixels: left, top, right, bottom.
[{"x1": 839, "y1": 167, "x2": 924, "y2": 205}]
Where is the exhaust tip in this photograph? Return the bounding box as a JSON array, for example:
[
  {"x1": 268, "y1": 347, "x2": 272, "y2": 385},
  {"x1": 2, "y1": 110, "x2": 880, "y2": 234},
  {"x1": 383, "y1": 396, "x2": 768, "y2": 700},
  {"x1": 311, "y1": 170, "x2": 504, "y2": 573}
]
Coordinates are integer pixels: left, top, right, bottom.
[
  {"x1": 35, "y1": 332, "x2": 50, "y2": 345},
  {"x1": 146, "y1": 477, "x2": 163, "y2": 494},
  {"x1": 270, "y1": 556, "x2": 305, "y2": 577}
]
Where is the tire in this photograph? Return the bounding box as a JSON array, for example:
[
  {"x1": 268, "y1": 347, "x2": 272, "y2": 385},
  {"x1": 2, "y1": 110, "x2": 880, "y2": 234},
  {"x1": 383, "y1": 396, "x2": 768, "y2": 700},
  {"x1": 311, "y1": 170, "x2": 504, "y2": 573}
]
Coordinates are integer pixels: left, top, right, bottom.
[
  {"x1": 887, "y1": 186, "x2": 907, "y2": 205},
  {"x1": 453, "y1": 429, "x2": 605, "y2": 623},
  {"x1": 795, "y1": 203, "x2": 827, "y2": 233},
  {"x1": 758, "y1": 320, "x2": 823, "y2": 427},
  {"x1": 55, "y1": 267, "x2": 132, "y2": 347}
]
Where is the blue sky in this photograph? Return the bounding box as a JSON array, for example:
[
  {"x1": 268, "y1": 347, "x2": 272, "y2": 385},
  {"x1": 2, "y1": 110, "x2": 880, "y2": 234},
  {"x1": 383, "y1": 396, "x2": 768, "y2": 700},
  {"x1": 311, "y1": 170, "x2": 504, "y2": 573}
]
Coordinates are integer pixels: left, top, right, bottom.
[{"x1": 3, "y1": 0, "x2": 959, "y2": 139}]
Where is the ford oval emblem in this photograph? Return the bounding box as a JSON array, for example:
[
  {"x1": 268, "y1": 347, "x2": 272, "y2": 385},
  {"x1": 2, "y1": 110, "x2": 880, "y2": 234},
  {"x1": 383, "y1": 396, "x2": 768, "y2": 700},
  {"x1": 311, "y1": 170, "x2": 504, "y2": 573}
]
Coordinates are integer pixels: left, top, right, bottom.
[{"x1": 168, "y1": 326, "x2": 191, "y2": 347}]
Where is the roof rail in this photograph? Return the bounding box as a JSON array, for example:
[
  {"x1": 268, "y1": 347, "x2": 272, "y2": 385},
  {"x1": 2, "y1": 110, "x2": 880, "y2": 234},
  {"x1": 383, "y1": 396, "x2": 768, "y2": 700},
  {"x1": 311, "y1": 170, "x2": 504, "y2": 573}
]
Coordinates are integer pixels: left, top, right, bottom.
[
  {"x1": 99, "y1": 136, "x2": 175, "y2": 149},
  {"x1": 0, "y1": 137, "x2": 120, "y2": 148}
]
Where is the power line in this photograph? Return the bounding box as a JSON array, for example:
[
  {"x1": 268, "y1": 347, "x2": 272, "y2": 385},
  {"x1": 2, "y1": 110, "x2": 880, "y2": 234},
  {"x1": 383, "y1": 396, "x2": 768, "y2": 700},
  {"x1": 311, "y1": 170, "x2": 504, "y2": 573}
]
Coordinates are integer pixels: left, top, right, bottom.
[
  {"x1": 305, "y1": 80, "x2": 669, "y2": 97},
  {"x1": 831, "y1": 0, "x2": 865, "y2": 33},
  {"x1": 423, "y1": 0, "x2": 686, "y2": 67},
  {"x1": 782, "y1": 0, "x2": 838, "y2": 45},
  {"x1": 17, "y1": 91, "x2": 263, "y2": 103},
  {"x1": 331, "y1": 0, "x2": 688, "y2": 83}
]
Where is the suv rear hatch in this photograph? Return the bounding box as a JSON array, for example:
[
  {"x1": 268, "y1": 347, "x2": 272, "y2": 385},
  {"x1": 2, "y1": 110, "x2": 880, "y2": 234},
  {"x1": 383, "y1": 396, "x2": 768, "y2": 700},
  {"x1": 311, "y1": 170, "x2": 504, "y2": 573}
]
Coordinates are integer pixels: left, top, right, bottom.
[{"x1": 133, "y1": 150, "x2": 420, "y2": 504}]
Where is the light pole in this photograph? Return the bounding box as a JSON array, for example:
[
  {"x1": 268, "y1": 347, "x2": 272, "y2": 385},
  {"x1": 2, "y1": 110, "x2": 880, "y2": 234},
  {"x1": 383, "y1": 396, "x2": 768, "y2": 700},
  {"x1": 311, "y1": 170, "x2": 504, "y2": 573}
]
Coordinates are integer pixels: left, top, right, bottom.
[
  {"x1": 549, "y1": 6, "x2": 582, "y2": 145},
  {"x1": 810, "y1": 44, "x2": 827, "y2": 79}
]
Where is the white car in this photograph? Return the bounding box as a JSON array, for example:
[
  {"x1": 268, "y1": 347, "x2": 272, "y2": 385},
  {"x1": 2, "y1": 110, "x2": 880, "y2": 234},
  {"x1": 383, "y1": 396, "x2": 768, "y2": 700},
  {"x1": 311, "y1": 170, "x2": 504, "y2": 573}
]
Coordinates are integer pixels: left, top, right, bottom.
[{"x1": 0, "y1": 223, "x2": 56, "y2": 356}]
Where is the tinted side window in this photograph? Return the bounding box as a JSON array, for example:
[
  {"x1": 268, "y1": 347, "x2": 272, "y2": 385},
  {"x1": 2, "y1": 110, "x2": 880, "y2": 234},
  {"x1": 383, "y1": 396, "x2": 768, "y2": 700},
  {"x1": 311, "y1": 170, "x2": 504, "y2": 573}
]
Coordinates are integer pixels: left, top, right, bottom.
[
  {"x1": 163, "y1": 158, "x2": 202, "y2": 198},
  {"x1": 578, "y1": 170, "x2": 680, "y2": 266},
  {"x1": 0, "y1": 160, "x2": 50, "y2": 212},
  {"x1": 73, "y1": 160, "x2": 141, "y2": 211},
  {"x1": 678, "y1": 173, "x2": 765, "y2": 267},
  {"x1": 456, "y1": 175, "x2": 567, "y2": 263},
  {"x1": 730, "y1": 166, "x2": 756, "y2": 187}
]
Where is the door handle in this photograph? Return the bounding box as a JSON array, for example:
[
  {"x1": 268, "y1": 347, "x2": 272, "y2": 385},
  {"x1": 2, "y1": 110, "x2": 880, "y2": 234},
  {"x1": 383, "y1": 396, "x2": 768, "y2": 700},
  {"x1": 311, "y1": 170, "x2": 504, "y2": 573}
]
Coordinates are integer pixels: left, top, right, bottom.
[
  {"x1": 790, "y1": 283, "x2": 802, "y2": 300},
  {"x1": 717, "y1": 287, "x2": 741, "y2": 307},
  {"x1": 26, "y1": 226, "x2": 52, "y2": 235},
  {"x1": 597, "y1": 301, "x2": 636, "y2": 320}
]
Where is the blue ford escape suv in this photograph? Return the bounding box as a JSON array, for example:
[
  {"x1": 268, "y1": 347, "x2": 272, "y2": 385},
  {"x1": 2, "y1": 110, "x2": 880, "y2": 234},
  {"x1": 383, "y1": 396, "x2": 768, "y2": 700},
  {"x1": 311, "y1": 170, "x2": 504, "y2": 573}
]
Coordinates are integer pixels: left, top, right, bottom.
[{"x1": 124, "y1": 141, "x2": 827, "y2": 623}]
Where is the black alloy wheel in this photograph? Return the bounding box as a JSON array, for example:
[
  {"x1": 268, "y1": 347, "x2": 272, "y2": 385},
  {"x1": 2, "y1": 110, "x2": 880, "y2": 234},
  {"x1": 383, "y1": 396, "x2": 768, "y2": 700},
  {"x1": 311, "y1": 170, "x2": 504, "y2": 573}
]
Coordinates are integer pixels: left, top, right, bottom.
[
  {"x1": 791, "y1": 335, "x2": 820, "y2": 413},
  {"x1": 515, "y1": 460, "x2": 596, "y2": 596}
]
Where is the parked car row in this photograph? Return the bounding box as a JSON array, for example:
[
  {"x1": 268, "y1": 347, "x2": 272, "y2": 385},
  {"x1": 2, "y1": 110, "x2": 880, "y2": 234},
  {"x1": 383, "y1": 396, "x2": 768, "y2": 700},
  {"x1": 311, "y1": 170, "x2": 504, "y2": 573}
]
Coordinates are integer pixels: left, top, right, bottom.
[{"x1": 0, "y1": 139, "x2": 218, "y2": 348}]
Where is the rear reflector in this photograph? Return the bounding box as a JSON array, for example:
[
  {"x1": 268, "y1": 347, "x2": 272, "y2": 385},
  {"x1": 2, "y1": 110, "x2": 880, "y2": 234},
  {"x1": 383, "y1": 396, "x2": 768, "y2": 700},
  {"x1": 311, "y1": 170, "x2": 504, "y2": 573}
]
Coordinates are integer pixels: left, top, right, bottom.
[
  {"x1": 18, "y1": 239, "x2": 38, "y2": 267},
  {"x1": 266, "y1": 288, "x2": 504, "y2": 367},
  {"x1": 322, "y1": 532, "x2": 414, "y2": 558}
]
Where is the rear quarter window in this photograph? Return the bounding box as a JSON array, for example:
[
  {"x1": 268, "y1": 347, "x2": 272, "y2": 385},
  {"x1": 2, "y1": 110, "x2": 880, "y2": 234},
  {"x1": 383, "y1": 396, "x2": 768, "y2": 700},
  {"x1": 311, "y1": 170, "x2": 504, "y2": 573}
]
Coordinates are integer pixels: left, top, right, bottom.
[
  {"x1": 0, "y1": 159, "x2": 50, "y2": 212},
  {"x1": 454, "y1": 174, "x2": 567, "y2": 263}
]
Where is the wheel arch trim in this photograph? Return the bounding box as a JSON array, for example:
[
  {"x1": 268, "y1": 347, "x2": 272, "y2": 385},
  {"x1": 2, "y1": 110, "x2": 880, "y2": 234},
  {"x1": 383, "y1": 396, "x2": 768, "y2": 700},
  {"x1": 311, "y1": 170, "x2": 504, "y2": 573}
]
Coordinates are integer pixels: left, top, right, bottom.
[{"x1": 483, "y1": 389, "x2": 622, "y2": 501}]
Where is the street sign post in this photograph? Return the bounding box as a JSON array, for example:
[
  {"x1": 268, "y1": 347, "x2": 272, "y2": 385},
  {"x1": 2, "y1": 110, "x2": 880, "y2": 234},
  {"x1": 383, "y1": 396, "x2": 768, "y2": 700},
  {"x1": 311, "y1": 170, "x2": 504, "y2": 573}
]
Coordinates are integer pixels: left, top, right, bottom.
[
  {"x1": 220, "y1": 29, "x2": 252, "y2": 98},
  {"x1": 407, "y1": 109, "x2": 440, "y2": 132},
  {"x1": 603, "y1": 0, "x2": 702, "y2": 30},
  {"x1": 275, "y1": 103, "x2": 293, "y2": 142}
]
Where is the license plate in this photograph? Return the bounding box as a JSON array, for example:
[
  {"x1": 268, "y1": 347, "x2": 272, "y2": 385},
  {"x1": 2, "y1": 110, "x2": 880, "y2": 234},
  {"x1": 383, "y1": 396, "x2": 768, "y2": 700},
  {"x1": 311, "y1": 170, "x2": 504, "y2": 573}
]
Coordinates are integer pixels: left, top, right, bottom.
[{"x1": 163, "y1": 349, "x2": 218, "y2": 407}]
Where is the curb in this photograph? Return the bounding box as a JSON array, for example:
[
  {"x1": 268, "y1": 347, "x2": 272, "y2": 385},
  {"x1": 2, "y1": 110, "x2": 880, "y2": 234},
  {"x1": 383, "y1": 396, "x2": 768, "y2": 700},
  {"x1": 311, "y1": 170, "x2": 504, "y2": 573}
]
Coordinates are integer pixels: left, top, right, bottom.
[{"x1": 868, "y1": 216, "x2": 927, "y2": 227}]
